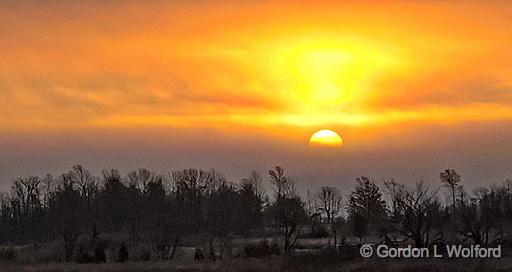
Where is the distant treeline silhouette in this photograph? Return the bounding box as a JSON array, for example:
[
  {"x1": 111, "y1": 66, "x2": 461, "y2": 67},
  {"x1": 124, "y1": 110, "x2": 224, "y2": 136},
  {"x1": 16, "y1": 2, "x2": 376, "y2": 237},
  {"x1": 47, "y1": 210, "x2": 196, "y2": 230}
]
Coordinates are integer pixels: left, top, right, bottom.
[{"x1": 0, "y1": 165, "x2": 511, "y2": 262}]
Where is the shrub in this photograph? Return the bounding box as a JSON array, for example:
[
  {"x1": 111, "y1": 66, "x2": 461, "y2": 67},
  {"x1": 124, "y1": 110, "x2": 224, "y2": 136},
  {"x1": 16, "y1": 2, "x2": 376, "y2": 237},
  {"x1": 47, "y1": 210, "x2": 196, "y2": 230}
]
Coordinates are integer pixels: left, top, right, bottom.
[
  {"x1": 194, "y1": 247, "x2": 205, "y2": 261},
  {"x1": 117, "y1": 242, "x2": 129, "y2": 263},
  {"x1": 0, "y1": 247, "x2": 16, "y2": 262},
  {"x1": 312, "y1": 225, "x2": 330, "y2": 238},
  {"x1": 130, "y1": 245, "x2": 152, "y2": 262},
  {"x1": 244, "y1": 240, "x2": 280, "y2": 258},
  {"x1": 153, "y1": 243, "x2": 172, "y2": 260},
  {"x1": 94, "y1": 244, "x2": 107, "y2": 263},
  {"x1": 74, "y1": 245, "x2": 93, "y2": 264}
]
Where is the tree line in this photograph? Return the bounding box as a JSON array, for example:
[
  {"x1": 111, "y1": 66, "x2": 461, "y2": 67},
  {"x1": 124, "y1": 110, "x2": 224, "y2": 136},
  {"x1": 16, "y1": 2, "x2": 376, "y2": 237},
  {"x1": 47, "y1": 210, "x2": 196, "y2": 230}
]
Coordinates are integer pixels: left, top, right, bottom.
[{"x1": 0, "y1": 165, "x2": 511, "y2": 262}]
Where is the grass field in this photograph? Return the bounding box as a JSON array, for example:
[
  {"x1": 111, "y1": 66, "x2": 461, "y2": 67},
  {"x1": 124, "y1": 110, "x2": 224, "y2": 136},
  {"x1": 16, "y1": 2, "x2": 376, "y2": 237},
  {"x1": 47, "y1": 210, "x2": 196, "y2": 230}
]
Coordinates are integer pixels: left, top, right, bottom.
[
  {"x1": 2, "y1": 256, "x2": 512, "y2": 272},
  {"x1": 2, "y1": 238, "x2": 511, "y2": 271}
]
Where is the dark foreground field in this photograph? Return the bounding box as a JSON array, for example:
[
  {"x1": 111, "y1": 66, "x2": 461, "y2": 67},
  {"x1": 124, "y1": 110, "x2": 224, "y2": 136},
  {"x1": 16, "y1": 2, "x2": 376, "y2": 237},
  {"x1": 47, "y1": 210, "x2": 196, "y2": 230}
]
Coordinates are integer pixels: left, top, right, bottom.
[{"x1": 2, "y1": 255, "x2": 512, "y2": 272}]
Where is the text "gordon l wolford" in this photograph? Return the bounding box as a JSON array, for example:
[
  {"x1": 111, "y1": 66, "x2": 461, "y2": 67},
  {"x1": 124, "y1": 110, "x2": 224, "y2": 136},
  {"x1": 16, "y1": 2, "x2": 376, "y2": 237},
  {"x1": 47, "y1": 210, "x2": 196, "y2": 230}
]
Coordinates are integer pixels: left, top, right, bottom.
[{"x1": 375, "y1": 244, "x2": 502, "y2": 258}]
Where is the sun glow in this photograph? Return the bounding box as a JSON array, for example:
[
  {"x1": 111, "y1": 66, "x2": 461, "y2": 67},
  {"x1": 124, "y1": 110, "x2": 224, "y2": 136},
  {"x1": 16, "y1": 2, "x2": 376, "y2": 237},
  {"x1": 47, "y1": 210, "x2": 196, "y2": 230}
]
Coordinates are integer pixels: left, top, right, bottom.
[
  {"x1": 309, "y1": 129, "x2": 343, "y2": 147},
  {"x1": 265, "y1": 36, "x2": 402, "y2": 116}
]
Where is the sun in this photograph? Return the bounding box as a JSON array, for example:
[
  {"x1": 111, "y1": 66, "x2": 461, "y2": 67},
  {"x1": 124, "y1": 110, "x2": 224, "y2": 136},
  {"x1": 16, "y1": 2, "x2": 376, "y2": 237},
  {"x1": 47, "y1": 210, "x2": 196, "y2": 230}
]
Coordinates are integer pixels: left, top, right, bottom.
[{"x1": 309, "y1": 129, "x2": 343, "y2": 148}]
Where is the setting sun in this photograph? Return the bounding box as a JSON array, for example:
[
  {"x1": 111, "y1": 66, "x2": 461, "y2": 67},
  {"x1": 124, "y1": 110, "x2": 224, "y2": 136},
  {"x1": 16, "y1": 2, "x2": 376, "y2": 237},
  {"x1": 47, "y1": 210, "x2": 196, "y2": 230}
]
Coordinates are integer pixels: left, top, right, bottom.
[{"x1": 309, "y1": 129, "x2": 343, "y2": 148}]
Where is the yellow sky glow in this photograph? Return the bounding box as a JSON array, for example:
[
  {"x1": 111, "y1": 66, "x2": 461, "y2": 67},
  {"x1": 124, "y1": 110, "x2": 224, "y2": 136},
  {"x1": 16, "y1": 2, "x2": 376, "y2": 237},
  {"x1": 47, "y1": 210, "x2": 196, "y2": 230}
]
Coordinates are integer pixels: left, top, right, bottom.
[{"x1": 1, "y1": 1, "x2": 512, "y2": 142}]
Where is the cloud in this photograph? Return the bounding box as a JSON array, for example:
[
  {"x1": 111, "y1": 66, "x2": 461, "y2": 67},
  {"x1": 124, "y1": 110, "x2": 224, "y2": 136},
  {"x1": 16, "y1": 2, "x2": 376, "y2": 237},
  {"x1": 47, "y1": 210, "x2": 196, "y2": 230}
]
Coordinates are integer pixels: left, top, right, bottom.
[{"x1": 1, "y1": 1, "x2": 512, "y2": 133}]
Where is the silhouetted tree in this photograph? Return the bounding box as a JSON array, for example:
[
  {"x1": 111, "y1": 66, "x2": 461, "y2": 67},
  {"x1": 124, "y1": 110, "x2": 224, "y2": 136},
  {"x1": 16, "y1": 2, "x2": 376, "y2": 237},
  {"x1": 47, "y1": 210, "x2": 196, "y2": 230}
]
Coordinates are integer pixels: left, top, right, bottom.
[
  {"x1": 239, "y1": 175, "x2": 264, "y2": 236},
  {"x1": 266, "y1": 166, "x2": 307, "y2": 253},
  {"x1": 267, "y1": 195, "x2": 308, "y2": 253},
  {"x1": 269, "y1": 166, "x2": 294, "y2": 198},
  {"x1": 69, "y1": 165, "x2": 98, "y2": 206},
  {"x1": 317, "y1": 186, "x2": 342, "y2": 224},
  {"x1": 50, "y1": 174, "x2": 84, "y2": 262},
  {"x1": 440, "y1": 169, "x2": 462, "y2": 213},
  {"x1": 459, "y1": 183, "x2": 510, "y2": 245},
  {"x1": 347, "y1": 177, "x2": 385, "y2": 243},
  {"x1": 317, "y1": 186, "x2": 343, "y2": 246},
  {"x1": 9, "y1": 176, "x2": 43, "y2": 242},
  {"x1": 384, "y1": 181, "x2": 442, "y2": 247},
  {"x1": 241, "y1": 170, "x2": 265, "y2": 200},
  {"x1": 97, "y1": 169, "x2": 135, "y2": 232},
  {"x1": 3, "y1": 164, "x2": 512, "y2": 263},
  {"x1": 127, "y1": 168, "x2": 156, "y2": 194}
]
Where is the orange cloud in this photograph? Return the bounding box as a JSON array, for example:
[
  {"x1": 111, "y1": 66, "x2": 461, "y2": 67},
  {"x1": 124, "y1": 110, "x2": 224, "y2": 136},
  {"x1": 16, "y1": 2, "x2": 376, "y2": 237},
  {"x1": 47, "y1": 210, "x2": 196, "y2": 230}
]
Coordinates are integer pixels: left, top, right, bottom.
[{"x1": 1, "y1": 1, "x2": 512, "y2": 139}]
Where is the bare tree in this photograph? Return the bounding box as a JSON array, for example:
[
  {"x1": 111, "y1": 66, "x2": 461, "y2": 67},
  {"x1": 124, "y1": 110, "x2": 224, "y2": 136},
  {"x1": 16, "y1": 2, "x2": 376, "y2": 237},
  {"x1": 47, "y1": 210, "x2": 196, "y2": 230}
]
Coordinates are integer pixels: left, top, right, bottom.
[
  {"x1": 69, "y1": 165, "x2": 98, "y2": 205},
  {"x1": 440, "y1": 169, "x2": 461, "y2": 213},
  {"x1": 267, "y1": 166, "x2": 307, "y2": 253},
  {"x1": 11, "y1": 176, "x2": 42, "y2": 217},
  {"x1": 269, "y1": 166, "x2": 294, "y2": 198},
  {"x1": 317, "y1": 186, "x2": 342, "y2": 246},
  {"x1": 126, "y1": 168, "x2": 157, "y2": 194},
  {"x1": 458, "y1": 182, "x2": 511, "y2": 246},
  {"x1": 41, "y1": 174, "x2": 55, "y2": 208},
  {"x1": 317, "y1": 186, "x2": 342, "y2": 224},
  {"x1": 384, "y1": 181, "x2": 442, "y2": 247},
  {"x1": 305, "y1": 190, "x2": 317, "y2": 216},
  {"x1": 241, "y1": 170, "x2": 265, "y2": 199}
]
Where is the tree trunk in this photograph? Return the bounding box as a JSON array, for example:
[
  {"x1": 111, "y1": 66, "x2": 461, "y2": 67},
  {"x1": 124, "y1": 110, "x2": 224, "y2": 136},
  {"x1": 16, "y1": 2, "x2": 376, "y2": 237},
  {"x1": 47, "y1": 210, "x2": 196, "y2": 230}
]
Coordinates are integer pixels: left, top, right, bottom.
[
  {"x1": 169, "y1": 237, "x2": 179, "y2": 260},
  {"x1": 332, "y1": 222, "x2": 337, "y2": 248},
  {"x1": 452, "y1": 189, "x2": 456, "y2": 214}
]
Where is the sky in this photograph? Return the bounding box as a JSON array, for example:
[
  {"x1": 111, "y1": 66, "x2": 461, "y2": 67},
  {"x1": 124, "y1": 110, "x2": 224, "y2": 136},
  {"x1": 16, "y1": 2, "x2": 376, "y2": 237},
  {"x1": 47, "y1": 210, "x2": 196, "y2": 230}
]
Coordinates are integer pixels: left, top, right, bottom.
[{"x1": 1, "y1": 1, "x2": 512, "y2": 193}]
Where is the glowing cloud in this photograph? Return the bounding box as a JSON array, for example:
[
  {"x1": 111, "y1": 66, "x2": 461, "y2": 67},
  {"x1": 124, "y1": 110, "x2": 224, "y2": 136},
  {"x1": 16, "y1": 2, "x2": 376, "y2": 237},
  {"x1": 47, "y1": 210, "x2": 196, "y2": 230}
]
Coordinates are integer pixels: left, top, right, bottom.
[{"x1": 1, "y1": 1, "x2": 512, "y2": 139}]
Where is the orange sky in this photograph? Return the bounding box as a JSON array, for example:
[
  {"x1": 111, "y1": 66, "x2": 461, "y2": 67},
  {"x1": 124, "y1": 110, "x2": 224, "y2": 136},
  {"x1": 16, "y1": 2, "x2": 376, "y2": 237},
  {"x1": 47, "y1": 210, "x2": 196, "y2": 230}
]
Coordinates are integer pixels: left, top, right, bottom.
[
  {"x1": 1, "y1": 1, "x2": 512, "y2": 190},
  {"x1": 2, "y1": 1, "x2": 512, "y2": 134}
]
